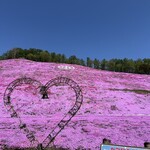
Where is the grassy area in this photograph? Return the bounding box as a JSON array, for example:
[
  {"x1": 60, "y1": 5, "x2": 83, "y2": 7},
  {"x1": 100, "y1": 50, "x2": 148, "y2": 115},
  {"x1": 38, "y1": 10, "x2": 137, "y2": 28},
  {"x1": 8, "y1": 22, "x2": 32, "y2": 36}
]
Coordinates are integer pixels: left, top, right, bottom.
[{"x1": 109, "y1": 88, "x2": 150, "y2": 94}]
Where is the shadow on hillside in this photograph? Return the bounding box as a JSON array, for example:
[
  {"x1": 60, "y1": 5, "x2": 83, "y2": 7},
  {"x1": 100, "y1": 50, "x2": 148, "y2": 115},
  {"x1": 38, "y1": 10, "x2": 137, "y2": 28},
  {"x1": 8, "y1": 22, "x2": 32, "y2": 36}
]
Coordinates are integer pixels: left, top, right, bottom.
[
  {"x1": 1, "y1": 146, "x2": 69, "y2": 150},
  {"x1": 109, "y1": 88, "x2": 150, "y2": 94}
]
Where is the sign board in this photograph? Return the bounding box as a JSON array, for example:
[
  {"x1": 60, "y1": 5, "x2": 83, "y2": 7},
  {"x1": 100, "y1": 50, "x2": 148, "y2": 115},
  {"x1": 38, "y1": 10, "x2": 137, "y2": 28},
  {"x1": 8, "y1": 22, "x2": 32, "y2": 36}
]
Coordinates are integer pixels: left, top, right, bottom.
[{"x1": 101, "y1": 144, "x2": 150, "y2": 150}]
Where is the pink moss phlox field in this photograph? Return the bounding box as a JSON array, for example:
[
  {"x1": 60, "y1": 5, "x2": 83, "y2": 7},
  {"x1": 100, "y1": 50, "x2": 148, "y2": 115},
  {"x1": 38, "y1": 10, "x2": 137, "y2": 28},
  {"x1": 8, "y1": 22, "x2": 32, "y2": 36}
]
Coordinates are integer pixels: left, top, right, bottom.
[{"x1": 0, "y1": 59, "x2": 150, "y2": 149}]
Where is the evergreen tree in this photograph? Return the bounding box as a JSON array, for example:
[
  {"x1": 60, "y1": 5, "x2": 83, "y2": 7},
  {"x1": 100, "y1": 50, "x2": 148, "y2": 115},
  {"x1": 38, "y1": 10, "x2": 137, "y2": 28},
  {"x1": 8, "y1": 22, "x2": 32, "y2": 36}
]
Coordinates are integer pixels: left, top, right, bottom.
[
  {"x1": 68, "y1": 55, "x2": 78, "y2": 64},
  {"x1": 93, "y1": 58, "x2": 100, "y2": 69},
  {"x1": 101, "y1": 59, "x2": 107, "y2": 70},
  {"x1": 61, "y1": 54, "x2": 67, "y2": 63},
  {"x1": 51, "y1": 52, "x2": 56, "y2": 62},
  {"x1": 86, "y1": 57, "x2": 93, "y2": 67},
  {"x1": 108, "y1": 59, "x2": 116, "y2": 71},
  {"x1": 79, "y1": 59, "x2": 86, "y2": 66},
  {"x1": 135, "y1": 59, "x2": 143, "y2": 73}
]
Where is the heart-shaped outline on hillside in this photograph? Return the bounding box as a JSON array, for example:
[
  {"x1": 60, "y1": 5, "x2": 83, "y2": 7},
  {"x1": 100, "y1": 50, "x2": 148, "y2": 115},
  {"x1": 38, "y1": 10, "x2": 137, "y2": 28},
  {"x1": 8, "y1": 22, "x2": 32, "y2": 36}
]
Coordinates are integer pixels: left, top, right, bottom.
[{"x1": 3, "y1": 76, "x2": 83, "y2": 149}]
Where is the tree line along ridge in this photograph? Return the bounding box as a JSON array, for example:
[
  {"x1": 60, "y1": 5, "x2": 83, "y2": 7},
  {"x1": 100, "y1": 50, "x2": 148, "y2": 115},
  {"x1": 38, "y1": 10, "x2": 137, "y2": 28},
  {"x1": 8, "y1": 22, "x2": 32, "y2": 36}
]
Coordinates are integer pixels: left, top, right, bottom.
[{"x1": 0, "y1": 48, "x2": 149, "y2": 74}]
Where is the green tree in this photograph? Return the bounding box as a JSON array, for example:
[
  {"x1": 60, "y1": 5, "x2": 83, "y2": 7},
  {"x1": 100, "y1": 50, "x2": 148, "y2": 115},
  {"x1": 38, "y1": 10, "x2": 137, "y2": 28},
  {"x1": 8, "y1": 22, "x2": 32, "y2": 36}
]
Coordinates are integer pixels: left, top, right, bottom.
[
  {"x1": 108, "y1": 59, "x2": 116, "y2": 71},
  {"x1": 68, "y1": 55, "x2": 78, "y2": 64},
  {"x1": 51, "y1": 52, "x2": 56, "y2": 62},
  {"x1": 86, "y1": 57, "x2": 93, "y2": 67},
  {"x1": 39, "y1": 51, "x2": 50, "y2": 62},
  {"x1": 0, "y1": 56, "x2": 3, "y2": 60},
  {"x1": 2, "y1": 48, "x2": 22, "y2": 59},
  {"x1": 139, "y1": 63, "x2": 150, "y2": 74},
  {"x1": 93, "y1": 58, "x2": 100, "y2": 69},
  {"x1": 135, "y1": 59, "x2": 143, "y2": 73},
  {"x1": 101, "y1": 59, "x2": 107, "y2": 70},
  {"x1": 26, "y1": 53, "x2": 35, "y2": 60},
  {"x1": 61, "y1": 54, "x2": 67, "y2": 63},
  {"x1": 121, "y1": 58, "x2": 134, "y2": 73},
  {"x1": 79, "y1": 59, "x2": 86, "y2": 66}
]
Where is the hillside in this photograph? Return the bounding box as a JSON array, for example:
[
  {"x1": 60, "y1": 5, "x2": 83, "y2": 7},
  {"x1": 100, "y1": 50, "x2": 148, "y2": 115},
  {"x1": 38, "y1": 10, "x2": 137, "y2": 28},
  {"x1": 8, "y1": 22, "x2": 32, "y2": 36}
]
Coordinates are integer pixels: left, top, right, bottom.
[{"x1": 0, "y1": 59, "x2": 150, "y2": 149}]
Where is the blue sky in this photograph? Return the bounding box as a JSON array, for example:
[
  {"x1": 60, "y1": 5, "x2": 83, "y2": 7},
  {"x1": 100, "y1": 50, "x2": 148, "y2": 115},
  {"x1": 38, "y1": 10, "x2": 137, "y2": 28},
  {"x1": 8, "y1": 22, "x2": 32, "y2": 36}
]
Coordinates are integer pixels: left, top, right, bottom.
[{"x1": 0, "y1": 0, "x2": 150, "y2": 60}]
